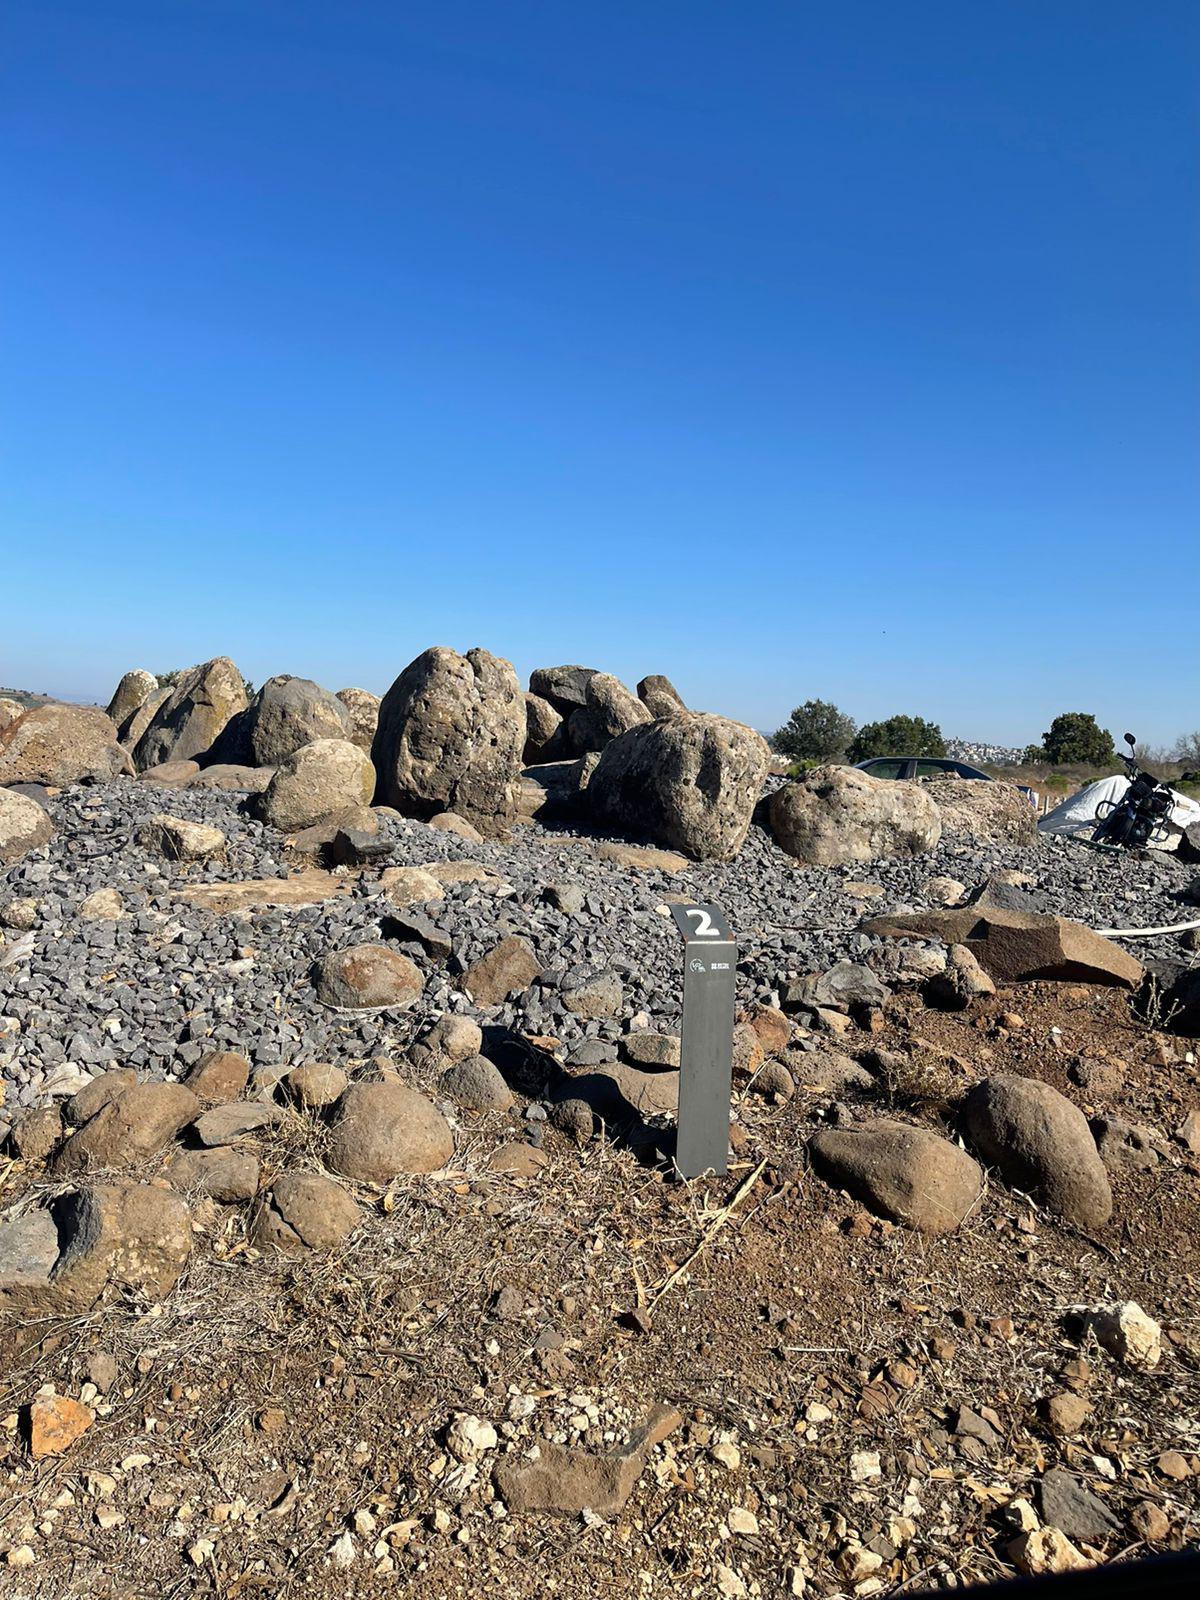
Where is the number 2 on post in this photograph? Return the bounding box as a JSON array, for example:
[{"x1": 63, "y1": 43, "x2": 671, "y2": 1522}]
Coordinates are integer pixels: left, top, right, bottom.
[{"x1": 685, "y1": 908, "x2": 718, "y2": 939}]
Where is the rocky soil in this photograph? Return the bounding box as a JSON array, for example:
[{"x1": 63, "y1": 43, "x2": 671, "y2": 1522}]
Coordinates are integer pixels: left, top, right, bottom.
[{"x1": 1, "y1": 735, "x2": 1199, "y2": 1596}]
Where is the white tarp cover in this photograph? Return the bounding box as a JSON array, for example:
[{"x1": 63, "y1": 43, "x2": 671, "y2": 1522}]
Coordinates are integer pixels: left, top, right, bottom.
[{"x1": 1039, "y1": 775, "x2": 1200, "y2": 850}]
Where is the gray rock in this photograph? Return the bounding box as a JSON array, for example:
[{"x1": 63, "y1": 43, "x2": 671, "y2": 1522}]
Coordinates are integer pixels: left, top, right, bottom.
[
  {"x1": 589, "y1": 712, "x2": 770, "y2": 862},
  {"x1": 770, "y1": 765, "x2": 942, "y2": 866},
  {"x1": 132, "y1": 657, "x2": 249, "y2": 771},
  {"x1": 568, "y1": 673, "x2": 650, "y2": 753},
  {"x1": 235, "y1": 675, "x2": 351, "y2": 767},
  {"x1": 372, "y1": 646, "x2": 526, "y2": 832},
  {"x1": 559, "y1": 968, "x2": 624, "y2": 1019},
  {"x1": 335, "y1": 687, "x2": 381, "y2": 752},
  {"x1": 528, "y1": 665, "x2": 598, "y2": 717},
  {"x1": 440, "y1": 1054, "x2": 514, "y2": 1111},
  {"x1": 1037, "y1": 1469, "x2": 1120, "y2": 1545},
  {"x1": 637, "y1": 674, "x2": 686, "y2": 718}
]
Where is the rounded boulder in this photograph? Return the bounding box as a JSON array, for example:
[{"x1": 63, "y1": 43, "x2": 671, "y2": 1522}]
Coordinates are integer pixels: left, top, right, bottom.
[
  {"x1": 588, "y1": 712, "x2": 770, "y2": 862},
  {"x1": 770, "y1": 764, "x2": 942, "y2": 865},
  {"x1": 255, "y1": 738, "x2": 375, "y2": 832},
  {"x1": 312, "y1": 944, "x2": 423, "y2": 1009},
  {"x1": 327, "y1": 1081, "x2": 454, "y2": 1181},
  {"x1": 962, "y1": 1074, "x2": 1112, "y2": 1227}
]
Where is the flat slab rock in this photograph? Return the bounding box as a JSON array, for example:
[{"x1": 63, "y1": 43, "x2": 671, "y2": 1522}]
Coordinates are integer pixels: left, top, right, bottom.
[
  {"x1": 177, "y1": 869, "x2": 352, "y2": 914},
  {"x1": 861, "y1": 906, "x2": 1144, "y2": 989},
  {"x1": 493, "y1": 1403, "x2": 681, "y2": 1516}
]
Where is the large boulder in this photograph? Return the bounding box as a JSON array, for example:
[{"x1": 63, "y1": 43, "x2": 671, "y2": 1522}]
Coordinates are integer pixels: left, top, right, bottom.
[
  {"x1": 770, "y1": 765, "x2": 942, "y2": 865},
  {"x1": 919, "y1": 776, "x2": 1038, "y2": 845},
  {"x1": 637, "y1": 674, "x2": 686, "y2": 718},
  {"x1": 0, "y1": 698, "x2": 25, "y2": 732},
  {"x1": 588, "y1": 713, "x2": 769, "y2": 862},
  {"x1": 105, "y1": 670, "x2": 158, "y2": 728},
  {"x1": 568, "y1": 673, "x2": 651, "y2": 753},
  {"x1": 0, "y1": 704, "x2": 129, "y2": 786},
  {"x1": 809, "y1": 1120, "x2": 983, "y2": 1234},
  {"x1": 249, "y1": 1173, "x2": 361, "y2": 1253},
  {"x1": 336, "y1": 687, "x2": 381, "y2": 752},
  {"x1": 523, "y1": 693, "x2": 564, "y2": 763},
  {"x1": 237, "y1": 675, "x2": 351, "y2": 766},
  {"x1": 54, "y1": 1081, "x2": 200, "y2": 1174},
  {"x1": 132, "y1": 657, "x2": 248, "y2": 771},
  {"x1": 117, "y1": 683, "x2": 171, "y2": 749},
  {"x1": 327, "y1": 1081, "x2": 454, "y2": 1181},
  {"x1": 527, "y1": 665, "x2": 598, "y2": 717},
  {"x1": 371, "y1": 647, "x2": 525, "y2": 832},
  {"x1": 254, "y1": 737, "x2": 375, "y2": 831},
  {"x1": 861, "y1": 907, "x2": 1144, "y2": 989},
  {"x1": 0, "y1": 788, "x2": 54, "y2": 864},
  {"x1": 962, "y1": 1074, "x2": 1113, "y2": 1227}
]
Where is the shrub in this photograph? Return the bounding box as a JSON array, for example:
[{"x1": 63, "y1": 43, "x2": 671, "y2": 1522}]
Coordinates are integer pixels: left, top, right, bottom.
[
  {"x1": 772, "y1": 699, "x2": 856, "y2": 762},
  {"x1": 846, "y1": 715, "x2": 946, "y2": 763},
  {"x1": 1031, "y1": 712, "x2": 1115, "y2": 767}
]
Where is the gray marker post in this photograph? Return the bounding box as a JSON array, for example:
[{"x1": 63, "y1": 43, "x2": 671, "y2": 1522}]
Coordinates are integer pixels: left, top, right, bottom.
[{"x1": 670, "y1": 902, "x2": 737, "y2": 1179}]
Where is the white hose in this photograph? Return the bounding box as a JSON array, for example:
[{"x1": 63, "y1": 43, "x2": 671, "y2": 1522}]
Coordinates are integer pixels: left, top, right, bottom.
[{"x1": 1093, "y1": 917, "x2": 1200, "y2": 939}]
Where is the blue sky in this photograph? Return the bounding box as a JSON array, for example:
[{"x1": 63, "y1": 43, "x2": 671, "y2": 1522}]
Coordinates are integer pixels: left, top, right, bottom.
[{"x1": 4, "y1": 2, "x2": 1197, "y2": 746}]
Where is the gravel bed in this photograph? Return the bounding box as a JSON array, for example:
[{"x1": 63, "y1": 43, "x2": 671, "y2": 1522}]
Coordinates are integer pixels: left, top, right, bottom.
[{"x1": 1, "y1": 779, "x2": 1194, "y2": 1124}]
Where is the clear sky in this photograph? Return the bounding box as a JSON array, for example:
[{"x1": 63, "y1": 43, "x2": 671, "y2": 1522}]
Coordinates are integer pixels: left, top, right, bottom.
[{"x1": 4, "y1": 1, "x2": 1197, "y2": 747}]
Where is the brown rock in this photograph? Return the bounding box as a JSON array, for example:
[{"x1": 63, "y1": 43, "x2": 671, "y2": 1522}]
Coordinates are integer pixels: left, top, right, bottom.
[
  {"x1": 183, "y1": 1050, "x2": 250, "y2": 1103},
  {"x1": 808, "y1": 1119, "x2": 983, "y2": 1234},
  {"x1": 770, "y1": 764, "x2": 942, "y2": 865},
  {"x1": 28, "y1": 1394, "x2": 93, "y2": 1459},
  {"x1": 1130, "y1": 1502, "x2": 1171, "y2": 1542},
  {"x1": 254, "y1": 737, "x2": 375, "y2": 833},
  {"x1": 862, "y1": 907, "x2": 1144, "y2": 990},
  {"x1": 136, "y1": 813, "x2": 226, "y2": 861},
  {"x1": 0, "y1": 703, "x2": 129, "y2": 786},
  {"x1": 335, "y1": 686, "x2": 381, "y2": 752},
  {"x1": 487, "y1": 1142, "x2": 550, "y2": 1177},
  {"x1": 55, "y1": 1082, "x2": 200, "y2": 1173},
  {"x1": 327, "y1": 1081, "x2": 454, "y2": 1182},
  {"x1": 962, "y1": 1075, "x2": 1112, "y2": 1228},
  {"x1": 620, "y1": 1031, "x2": 682, "y2": 1069},
  {"x1": 919, "y1": 776, "x2": 1038, "y2": 845},
  {"x1": 177, "y1": 868, "x2": 351, "y2": 914},
  {"x1": 50, "y1": 1182, "x2": 193, "y2": 1307},
  {"x1": 165, "y1": 1146, "x2": 260, "y2": 1203},
  {"x1": 193, "y1": 1101, "x2": 287, "y2": 1146},
  {"x1": 1040, "y1": 1391, "x2": 1092, "y2": 1438},
  {"x1": 463, "y1": 935, "x2": 542, "y2": 1006},
  {"x1": 10, "y1": 1105, "x2": 63, "y2": 1162},
  {"x1": 64, "y1": 1068, "x2": 138, "y2": 1127},
  {"x1": 286, "y1": 1062, "x2": 348, "y2": 1109},
  {"x1": 132, "y1": 656, "x2": 248, "y2": 771},
  {"x1": 493, "y1": 1404, "x2": 681, "y2": 1516},
  {"x1": 923, "y1": 944, "x2": 996, "y2": 1010},
  {"x1": 105, "y1": 669, "x2": 158, "y2": 728},
  {"x1": 378, "y1": 864, "x2": 446, "y2": 906},
  {"x1": 738, "y1": 1003, "x2": 792, "y2": 1056},
  {"x1": 731, "y1": 1021, "x2": 765, "y2": 1079},
  {"x1": 139, "y1": 759, "x2": 202, "y2": 786},
  {"x1": 249, "y1": 1173, "x2": 360, "y2": 1253},
  {"x1": 312, "y1": 944, "x2": 424, "y2": 1009},
  {"x1": 589, "y1": 712, "x2": 769, "y2": 862},
  {"x1": 0, "y1": 788, "x2": 55, "y2": 864}
]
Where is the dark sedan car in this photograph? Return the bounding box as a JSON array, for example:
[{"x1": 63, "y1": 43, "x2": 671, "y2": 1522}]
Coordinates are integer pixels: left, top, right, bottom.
[{"x1": 855, "y1": 756, "x2": 1037, "y2": 804}]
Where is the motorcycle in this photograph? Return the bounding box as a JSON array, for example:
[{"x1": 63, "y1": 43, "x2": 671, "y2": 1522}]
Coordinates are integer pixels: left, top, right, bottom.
[{"x1": 1090, "y1": 733, "x2": 1198, "y2": 852}]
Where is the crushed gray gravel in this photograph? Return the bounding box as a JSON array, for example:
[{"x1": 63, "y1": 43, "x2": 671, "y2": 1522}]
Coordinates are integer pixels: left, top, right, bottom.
[{"x1": 1, "y1": 779, "x2": 1194, "y2": 1130}]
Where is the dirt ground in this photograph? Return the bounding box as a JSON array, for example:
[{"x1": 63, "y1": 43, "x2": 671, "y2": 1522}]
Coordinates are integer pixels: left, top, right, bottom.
[{"x1": 2, "y1": 980, "x2": 1199, "y2": 1598}]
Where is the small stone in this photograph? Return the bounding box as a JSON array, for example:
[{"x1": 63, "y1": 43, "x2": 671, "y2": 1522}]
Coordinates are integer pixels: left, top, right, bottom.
[
  {"x1": 1157, "y1": 1450, "x2": 1189, "y2": 1481},
  {"x1": 850, "y1": 1450, "x2": 881, "y2": 1482},
  {"x1": 28, "y1": 1394, "x2": 94, "y2": 1458},
  {"x1": 447, "y1": 1413, "x2": 498, "y2": 1462},
  {"x1": 183, "y1": 1051, "x2": 251, "y2": 1104},
  {"x1": 1009, "y1": 1529, "x2": 1090, "y2": 1575},
  {"x1": 711, "y1": 1442, "x2": 741, "y2": 1470},
  {"x1": 440, "y1": 1055, "x2": 514, "y2": 1112},
  {"x1": 79, "y1": 887, "x2": 124, "y2": 921},
  {"x1": 1040, "y1": 1391, "x2": 1091, "y2": 1438},
  {"x1": 727, "y1": 1506, "x2": 759, "y2": 1536},
  {"x1": 1130, "y1": 1501, "x2": 1170, "y2": 1542},
  {"x1": 1089, "y1": 1302, "x2": 1162, "y2": 1369},
  {"x1": 286, "y1": 1062, "x2": 348, "y2": 1109},
  {"x1": 1175, "y1": 1109, "x2": 1200, "y2": 1154}
]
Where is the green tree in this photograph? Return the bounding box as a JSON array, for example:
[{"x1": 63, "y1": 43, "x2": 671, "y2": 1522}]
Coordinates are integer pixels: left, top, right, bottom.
[
  {"x1": 847, "y1": 715, "x2": 946, "y2": 763},
  {"x1": 1033, "y1": 712, "x2": 1115, "y2": 766},
  {"x1": 771, "y1": 699, "x2": 856, "y2": 762}
]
